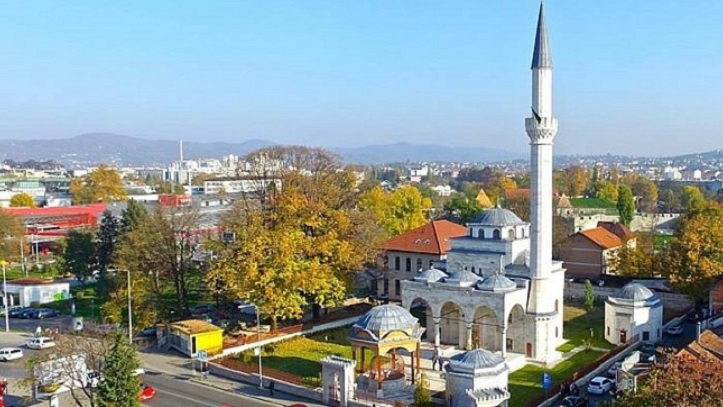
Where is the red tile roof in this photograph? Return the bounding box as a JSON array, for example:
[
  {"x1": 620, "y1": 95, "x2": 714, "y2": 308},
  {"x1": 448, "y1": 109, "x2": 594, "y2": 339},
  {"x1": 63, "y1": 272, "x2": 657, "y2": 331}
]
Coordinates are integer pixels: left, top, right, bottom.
[
  {"x1": 382, "y1": 220, "x2": 466, "y2": 255},
  {"x1": 597, "y1": 221, "x2": 635, "y2": 241},
  {"x1": 677, "y1": 330, "x2": 723, "y2": 363},
  {"x1": 578, "y1": 227, "x2": 623, "y2": 249},
  {"x1": 7, "y1": 277, "x2": 59, "y2": 286}
]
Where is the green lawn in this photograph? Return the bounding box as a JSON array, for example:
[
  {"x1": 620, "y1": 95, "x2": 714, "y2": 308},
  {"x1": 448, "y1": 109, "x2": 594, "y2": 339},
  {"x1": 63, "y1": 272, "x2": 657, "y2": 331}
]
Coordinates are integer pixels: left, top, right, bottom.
[
  {"x1": 508, "y1": 350, "x2": 605, "y2": 407},
  {"x1": 653, "y1": 233, "x2": 674, "y2": 249},
  {"x1": 570, "y1": 198, "x2": 616, "y2": 209},
  {"x1": 233, "y1": 326, "x2": 376, "y2": 381},
  {"x1": 557, "y1": 303, "x2": 614, "y2": 353},
  {"x1": 45, "y1": 282, "x2": 102, "y2": 321}
]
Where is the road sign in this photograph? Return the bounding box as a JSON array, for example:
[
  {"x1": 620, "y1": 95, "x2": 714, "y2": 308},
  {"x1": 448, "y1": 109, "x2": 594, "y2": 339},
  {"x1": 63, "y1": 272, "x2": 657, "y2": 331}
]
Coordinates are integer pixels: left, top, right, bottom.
[
  {"x1": 198, "y1": 350, "x2": 208, "y2": 361},
  {"x1": 542, "y1": 372, "x2": 552, "y2": 390}
]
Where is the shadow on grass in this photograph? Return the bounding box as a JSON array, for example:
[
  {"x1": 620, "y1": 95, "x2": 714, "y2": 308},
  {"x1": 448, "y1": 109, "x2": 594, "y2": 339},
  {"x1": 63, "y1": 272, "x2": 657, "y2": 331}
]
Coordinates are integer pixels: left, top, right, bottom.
[{"x1": 557, "y1": 303, "x2": 614, "y2": 352}]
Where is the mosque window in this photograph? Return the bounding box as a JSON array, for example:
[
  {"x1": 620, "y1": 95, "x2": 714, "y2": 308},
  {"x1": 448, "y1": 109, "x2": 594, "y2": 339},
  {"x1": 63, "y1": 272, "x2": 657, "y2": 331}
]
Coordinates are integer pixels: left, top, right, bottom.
[
  {"x1": 416, "y1": 258, "x2": 422, "y2": 271},
  {"x1": 395, "y1": 280, "x2": 401, "y2": 295},
  {"x1": 554, "y1": 300, "x2": 559, "y2": 313},
  {"x1": 406, "y1": 258, "x2": 411, "y2": 272},
  {"x1": 471, "y1": 267, "x2": 475, "y2": 273},
  {"x1": 395, "y1": 256, "x2": 400, "y2": 271},
  {"x1": 508, "y1": 229, "x2": 516, "y2": 240},
  {"x1": 493, "y1": 229, "x2": 501, "y2": 240},
  {"x1": 477, "y1": 229, "x2": 485, "y2": 239},
  {"x1": 607, "y1": 327, "x2": 610, "y2": 336}
]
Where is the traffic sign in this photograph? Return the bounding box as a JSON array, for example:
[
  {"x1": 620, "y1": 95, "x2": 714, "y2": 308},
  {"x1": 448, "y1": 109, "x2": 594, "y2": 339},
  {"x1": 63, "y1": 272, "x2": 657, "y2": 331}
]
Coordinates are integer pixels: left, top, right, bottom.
[
  {"x1": 542, "y1": 372, "x2": 552, "y2": 390},
  {"x1": 198, "y1": 350, "x2": 208, "y2": 361}
]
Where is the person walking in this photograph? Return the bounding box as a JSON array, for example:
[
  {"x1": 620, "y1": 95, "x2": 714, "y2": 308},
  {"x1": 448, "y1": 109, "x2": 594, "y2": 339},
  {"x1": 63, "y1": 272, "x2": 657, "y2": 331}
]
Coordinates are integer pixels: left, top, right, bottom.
[{"x1": 269, "y1": 379, "x2": 275, "y2": 396}]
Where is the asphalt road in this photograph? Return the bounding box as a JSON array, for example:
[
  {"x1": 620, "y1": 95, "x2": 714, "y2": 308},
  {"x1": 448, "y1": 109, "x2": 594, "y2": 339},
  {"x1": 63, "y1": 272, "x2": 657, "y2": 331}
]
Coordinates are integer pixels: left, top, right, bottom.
[{"x1": 143, "y1": 372, "x2": 277, "y2": 407}]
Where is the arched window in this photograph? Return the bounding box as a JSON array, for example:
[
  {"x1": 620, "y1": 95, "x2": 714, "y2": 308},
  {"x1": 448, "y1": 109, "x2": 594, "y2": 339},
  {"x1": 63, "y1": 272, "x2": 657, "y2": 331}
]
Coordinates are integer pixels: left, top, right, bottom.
[
  {"x1": 405, "y1": 258, "x2": 411, "y2": 272},
  {"x1": 416, "y1": 258, "x2": 422, "y2": 271},
  {"x1": 477, "y1": 229, "x2": 485, "y2": 239},
  {"x1": 493, "y1": 229, "x2": 501, "y2": 240},
  {"x1": 554, "y1": 299, "x2": 559, "y2": 313},
  {"x1": 471, "y1": 267, "x2": 475, "y2": 273},
  {"x1": 508, "y1": 229, "x2": 516, "y2": 240}
]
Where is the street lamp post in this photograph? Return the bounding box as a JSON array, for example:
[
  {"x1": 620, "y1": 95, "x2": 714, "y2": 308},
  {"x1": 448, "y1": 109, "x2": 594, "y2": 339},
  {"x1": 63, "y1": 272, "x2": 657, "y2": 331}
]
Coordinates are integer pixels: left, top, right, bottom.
[
  {"x1": 256, "y1": 305, "x2": 263, "y2": 389},
  {"x1": 127, "y1": 269, "x2": 133, "y2": 343},
  {"x1": 1, "y1": 260, "x2": 9, "y2": 332}
]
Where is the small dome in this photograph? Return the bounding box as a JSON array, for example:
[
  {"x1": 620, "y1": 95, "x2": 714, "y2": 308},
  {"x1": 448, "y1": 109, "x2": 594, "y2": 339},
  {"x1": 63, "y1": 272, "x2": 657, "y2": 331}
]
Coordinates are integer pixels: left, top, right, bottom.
[
  {"x1": 449, "y1": 349, "x2": 505, "y2": 370},
  {"x1": 414, "y1": 268, "x2": 449, "y2": 283},
  {"x1": 444, "y1": 270, "x2": 482, "y2": 287},
  {"x1": 471, "y1": 208, "x2": 526, "y2": 227},
  {"x1": 477, "y1": 274, "x2": 517, "y2": 292},
  {"x1": 608, "y1": 283, "x2": 661, "y2": 307},
  {"x1": 353, "y1": 304, "x2": 418, "y2": 333},
  {"x1": 617, "y1": 283, "x2": 655, "y2": 301}
]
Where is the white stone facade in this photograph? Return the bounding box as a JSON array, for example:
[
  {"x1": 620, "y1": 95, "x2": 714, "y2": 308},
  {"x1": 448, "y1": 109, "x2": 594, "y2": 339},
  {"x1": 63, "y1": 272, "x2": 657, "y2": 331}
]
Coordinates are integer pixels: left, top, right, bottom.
[{"x1": 604, "y1": 283, "x2": 663, "y2": 345}]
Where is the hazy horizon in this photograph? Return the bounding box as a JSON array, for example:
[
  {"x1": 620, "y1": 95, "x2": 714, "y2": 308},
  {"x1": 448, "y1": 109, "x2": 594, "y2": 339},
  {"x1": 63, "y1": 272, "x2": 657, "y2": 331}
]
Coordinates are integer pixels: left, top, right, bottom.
[{"x1": 1, "y1": 1, "x2": 722, "y2": 156}]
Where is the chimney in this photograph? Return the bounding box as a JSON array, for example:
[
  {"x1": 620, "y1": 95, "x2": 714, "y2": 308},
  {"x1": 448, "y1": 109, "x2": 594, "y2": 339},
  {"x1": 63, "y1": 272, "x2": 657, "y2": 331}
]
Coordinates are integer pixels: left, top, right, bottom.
[
  {"x1": 697, "y1": 321, "x2": 702, "y2": 342},
  {"x1": 179, "y1": 139, "x2": 184, "y2": 162}
]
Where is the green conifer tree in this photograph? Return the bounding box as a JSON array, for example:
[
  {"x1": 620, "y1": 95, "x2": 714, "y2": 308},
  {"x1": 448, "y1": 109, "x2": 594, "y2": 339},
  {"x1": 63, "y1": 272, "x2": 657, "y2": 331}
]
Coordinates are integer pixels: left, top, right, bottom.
[
  {"x1": 616, "y1": 184, "x2": 635, "y2": 226},
  {"x1": 96, "y1": 334, "x2": 141, "y2": 407}
]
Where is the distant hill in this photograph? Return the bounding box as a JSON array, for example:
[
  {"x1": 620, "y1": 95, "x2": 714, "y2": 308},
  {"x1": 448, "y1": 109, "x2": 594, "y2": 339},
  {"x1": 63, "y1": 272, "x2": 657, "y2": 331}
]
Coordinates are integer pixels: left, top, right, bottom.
[
  {"x1": 0, "y1": 133, "x2": 522, "y2": 166},
  {"x1": 0, "y1": 133, "x2": 275, "y2": 166}
]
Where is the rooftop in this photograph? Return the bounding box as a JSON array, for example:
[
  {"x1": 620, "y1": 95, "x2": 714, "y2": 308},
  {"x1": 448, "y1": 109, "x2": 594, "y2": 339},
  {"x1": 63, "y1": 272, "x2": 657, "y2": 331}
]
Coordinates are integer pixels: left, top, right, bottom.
[
  {"x1": 578, "y1": 227, "x2": 623, "y2": 250},
  {"x1": 352, "y1": 304, "x2": 418, "y2": 334},
  {"x1": 382, "y1": 220, "x2": 466, "y2": 255},
  {"x1": 170, "y1": 319, "x2": 223, "y2": 335},
  {"x1": 470, "y1": 207, "x2": 526, "y2": 227},
  {"x1": 7, "y1": 277, "x2": 63, "y2": 286}
]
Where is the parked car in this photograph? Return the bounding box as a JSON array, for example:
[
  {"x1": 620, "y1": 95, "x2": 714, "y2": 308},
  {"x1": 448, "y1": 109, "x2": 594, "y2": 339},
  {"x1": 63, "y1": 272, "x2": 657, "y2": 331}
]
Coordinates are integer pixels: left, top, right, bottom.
[
  {"x1": 641, "y1": 343, "x2": 657, "y2": 355},
  {"x1": 25, "y1": 337, "x2": 56, "y2": 350},
  {"x1": 140, "y1": 327, "x2": 157, "y2": 337},
  {"x1": 19, "y1": 308, "x2": 39, "y2": 319},
  {"x1": 665, "y1": 325, "x2": 684, "y2": 336},
  {"x1": 0, "y1": 347, "x2": 24, "y2": 362},
  {"x1": 558, "y1": 396, "x2": 588, "y2": 407},
  {"x1": 189, "y1": 305, "x2": 217, "y2": 316},
  {"x1": 33, "y1": 308, "x2": 61, "y2": 319},
  {"x1": 8, "y1": 307, "x2": 30, "y2": 318},
  {"x1": 606, "y1": 363, "x2": 621, "y2": 378},
  {"x1": 587, "y1": 377, "x2": 614, "y2": 395},
  {"x1": 0, "y1": 305, "x2": 22, "y2": 317}
]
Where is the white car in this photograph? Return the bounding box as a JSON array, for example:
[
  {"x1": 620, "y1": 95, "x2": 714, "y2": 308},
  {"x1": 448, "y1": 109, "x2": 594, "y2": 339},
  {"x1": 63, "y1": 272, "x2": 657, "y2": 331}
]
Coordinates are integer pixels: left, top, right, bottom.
[
  {"x1": 0, "y1": 347, "x2": 24, "y2": 361},
  {"x1": 587, "y1": 376, "x2": 614, "y2": 395},
  {"x1": 665, "y1": 325, "x2": 684, "y2": 336},
  {"x1": 26, "y1": 337, "x2": 56, "y2": 350}
]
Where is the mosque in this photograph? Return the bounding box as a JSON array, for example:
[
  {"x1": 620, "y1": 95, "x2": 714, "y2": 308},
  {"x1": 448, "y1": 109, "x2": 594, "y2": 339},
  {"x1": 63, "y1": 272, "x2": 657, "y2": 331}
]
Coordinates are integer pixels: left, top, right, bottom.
[{"x1": 402, "y1": 3, "x2": 565, "y2": 366}]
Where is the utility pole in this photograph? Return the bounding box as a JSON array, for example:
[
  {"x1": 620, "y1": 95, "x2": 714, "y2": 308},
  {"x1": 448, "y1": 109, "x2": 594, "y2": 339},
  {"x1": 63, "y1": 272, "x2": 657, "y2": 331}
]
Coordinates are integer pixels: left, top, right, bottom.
[
  {"x1": 127, "y1": 269, "x2": 133, "y2": 343},
  {"x1": 2, "y1": 260, "x2": 9, "y2": 332},
  {"x1": 256, "y1": 305, "x2": 263, "y2": 389}
]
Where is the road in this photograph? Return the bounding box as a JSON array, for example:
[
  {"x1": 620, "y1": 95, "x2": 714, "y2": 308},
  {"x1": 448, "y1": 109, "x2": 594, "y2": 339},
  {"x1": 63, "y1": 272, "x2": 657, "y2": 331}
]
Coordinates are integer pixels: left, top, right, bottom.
[{"x1": 143, "y1": 372, "x2": 278, "y2": 407}]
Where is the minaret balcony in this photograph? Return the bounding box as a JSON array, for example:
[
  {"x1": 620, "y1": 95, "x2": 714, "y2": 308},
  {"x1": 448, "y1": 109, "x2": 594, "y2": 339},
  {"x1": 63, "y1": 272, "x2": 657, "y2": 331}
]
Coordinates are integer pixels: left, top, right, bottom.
[{"x1": 525, "y1": 117, "x2": 558, "y2": 143}]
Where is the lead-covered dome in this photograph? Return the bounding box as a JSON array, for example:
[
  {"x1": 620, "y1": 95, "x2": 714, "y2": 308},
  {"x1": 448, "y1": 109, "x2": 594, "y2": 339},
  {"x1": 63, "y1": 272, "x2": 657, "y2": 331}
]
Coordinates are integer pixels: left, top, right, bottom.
[
  {"x1": 444, "y1": 270, "x2": 482, "y2": 287},
  {"x1": 608, "y1": 283, "x2": 661, "y2": 307},
  {"x1": 414, "y1": 267, "x2": 449, "y2": 283},
  {"x1": 471, "y1": 208, "x2": 525, "y2": 227},
  {"x1": 447, "y1": 349, "x2": 507, "y2": 375},
  {"x1": 477, "y1": 274, "x2": 517, "y2": 292},
  {"x1": 352, "y1": 304, "x2": 418, "y2": 334}
]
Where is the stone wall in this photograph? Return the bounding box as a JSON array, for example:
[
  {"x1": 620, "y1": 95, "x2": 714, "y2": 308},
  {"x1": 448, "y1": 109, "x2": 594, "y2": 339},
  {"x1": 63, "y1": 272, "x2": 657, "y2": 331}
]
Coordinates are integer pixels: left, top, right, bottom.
[{"x1": 564, "y1": 282, "x2": 692, "y2": 311}]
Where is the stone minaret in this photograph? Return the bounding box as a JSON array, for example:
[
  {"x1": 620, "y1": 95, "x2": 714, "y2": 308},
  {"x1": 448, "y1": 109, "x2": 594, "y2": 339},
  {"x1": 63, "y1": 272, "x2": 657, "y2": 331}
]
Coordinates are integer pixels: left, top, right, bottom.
[{"x1": 524, "y1": 3, "x2": 564, "y2": 363}]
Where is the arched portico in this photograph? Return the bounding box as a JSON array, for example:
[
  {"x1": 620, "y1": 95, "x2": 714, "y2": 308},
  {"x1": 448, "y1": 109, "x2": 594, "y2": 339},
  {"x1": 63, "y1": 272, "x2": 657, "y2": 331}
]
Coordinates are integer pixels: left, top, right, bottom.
[
  {"x1": 506, "y1": 304, "x2": 526, "y2": 354},
  {"x1": 440, "y1": 301, "x2": 465, "y2": 348},
  {"x1": 409, "y1": 297, "x2": 432, "y2": 341},
  {"x1": 473, "y1": 305, "x2": 499, "y2": 351}
]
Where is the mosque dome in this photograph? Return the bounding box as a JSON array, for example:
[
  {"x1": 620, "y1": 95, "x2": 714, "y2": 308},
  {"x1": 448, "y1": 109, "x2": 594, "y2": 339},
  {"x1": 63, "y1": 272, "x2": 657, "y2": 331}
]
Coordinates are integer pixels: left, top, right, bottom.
[
  {"x1": 476, "y1": 274, "x2": 517, "y2": 292},
  {"x1": 352, "y1": 304, "x2": 418, "y2": 334},
  {"x1": 471, "y1": 208, "x2": 526, "y2": 227},
  {"x1": 444, "y1": 270, "x2": 482, "y2": 287},
  {"x1": 414, "y1": 268, "x2": 449, "y2": 283},
  {"x1": 608, "y1": 283, "x2": 661, "y2": 307},
  {"x1": 447, "y1": 349, "x2": 507, "y2": 376}
]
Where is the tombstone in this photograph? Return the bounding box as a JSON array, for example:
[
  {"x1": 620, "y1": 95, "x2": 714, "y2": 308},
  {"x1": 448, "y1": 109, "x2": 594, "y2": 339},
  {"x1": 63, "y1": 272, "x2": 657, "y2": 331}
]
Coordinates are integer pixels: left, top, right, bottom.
[{"x1": 321, "y1": 356, "x2": 356, "y2": 407}]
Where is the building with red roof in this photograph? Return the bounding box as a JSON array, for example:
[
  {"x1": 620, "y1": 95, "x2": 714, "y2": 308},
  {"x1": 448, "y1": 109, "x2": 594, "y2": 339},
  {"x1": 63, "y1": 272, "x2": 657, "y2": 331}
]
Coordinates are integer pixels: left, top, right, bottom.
[
  {"x1": 378, "y1": 220, "x2": 466, "y2": 300},
  {"x1": 560, "y1": 222, "x2": 635, "y2": 279}
]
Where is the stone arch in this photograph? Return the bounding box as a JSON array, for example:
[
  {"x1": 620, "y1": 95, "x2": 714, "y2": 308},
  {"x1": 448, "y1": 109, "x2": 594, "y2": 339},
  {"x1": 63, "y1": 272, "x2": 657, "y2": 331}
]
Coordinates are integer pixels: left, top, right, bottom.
[
  {"x1": 493, "y1": 229, "x2": 501, "y2": 240},
  {"x1": 508, "y1": 228, "x2": 516, "y2": 240},
  {"x1": 513, "y1": 250, "x2": 529, "y2": 266},
  {"x1": 409, "y1": 297, "x2": 432, "y2": 339},
  {"x1": 473, "y1": 305, "x2": 499, "y2": 351},
  {"x1": 506, "y1": 304, "x2": 526, "y2": 354},
  {"x1": 477, "y1": 228, "x2": 485, "y2": 239},
  {"x1": 440, "y1": 301, "x2": 464, "y2": 347}
]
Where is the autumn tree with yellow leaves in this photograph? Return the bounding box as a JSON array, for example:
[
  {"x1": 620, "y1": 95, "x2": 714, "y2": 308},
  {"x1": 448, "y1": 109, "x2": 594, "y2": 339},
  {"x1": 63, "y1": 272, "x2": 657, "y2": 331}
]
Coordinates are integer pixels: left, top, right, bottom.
[
  {"x1": 9, "y1": 192, "x2": 36, "y2": 207},
  {"x1": 207, "y1": 146, "x2": 385, "y2": 327},
  {"x1": 359, "y1": 185, "x2": 432, "y2": 237},
  {"x1": 70, "y1": 164, "x2": 127, "y2": 204}
]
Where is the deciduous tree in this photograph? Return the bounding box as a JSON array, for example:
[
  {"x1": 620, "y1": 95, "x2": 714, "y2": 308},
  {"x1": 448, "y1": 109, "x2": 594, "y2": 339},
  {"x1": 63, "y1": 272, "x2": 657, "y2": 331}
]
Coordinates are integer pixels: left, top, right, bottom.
[
  {"x1": 70, "y1": 165, "x2": 127, "y2": 204},
  {"x1": 360, "y1": 185, "x2": 432, "y2": 237},
  {"x1": 631, "y1": 177, "x2": 659, "y2": 213},
  {"x1": 442, "y1": 192, "x2": 482, "y2": 224},
  {"x1": 593, "y1": 180, "x2": 618, "y2": 203},
  {"x1": 617, "y1": 184, "x2": 636, "y2": 226},
  {"x1": 0, "y1": 210, "x2": 24, "y2": 261},
  {"x1": 65, "y1": 229, "x2": 96, "y2": 282},
  {"x1": 681, "y1": 186, "x2": 705, "y2": 213},
  {"x1": 9, "y1": 192, "x2": 36, "y2": 207},
  {"x1": 563, "y1": 165, "x2": 588, "y2": 197},
  {"x1": 119, "y1": 200, "x2": 147, "y2": 235}
]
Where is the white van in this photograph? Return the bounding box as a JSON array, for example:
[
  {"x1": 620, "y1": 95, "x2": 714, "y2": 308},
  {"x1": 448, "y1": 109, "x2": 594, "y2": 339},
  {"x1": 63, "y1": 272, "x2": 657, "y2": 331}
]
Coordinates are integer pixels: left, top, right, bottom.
[
  {"x1": 0, "y1": 347, "x2": 24, "y2": 361},
  {"x1": 26, "y1": 337, "x2": 56, "y2": 350}
]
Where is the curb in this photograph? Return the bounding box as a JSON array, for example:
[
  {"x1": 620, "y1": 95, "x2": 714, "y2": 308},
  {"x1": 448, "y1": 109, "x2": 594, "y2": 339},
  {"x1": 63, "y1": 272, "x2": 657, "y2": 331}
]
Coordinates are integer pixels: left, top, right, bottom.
[{"x1": 189, "y1": 377, "x2": 283, "y2": 406}]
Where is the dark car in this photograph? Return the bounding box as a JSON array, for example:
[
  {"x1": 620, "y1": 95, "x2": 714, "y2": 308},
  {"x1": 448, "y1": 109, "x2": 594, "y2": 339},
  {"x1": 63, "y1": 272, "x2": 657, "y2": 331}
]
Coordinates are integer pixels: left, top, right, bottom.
[
  {"x1": 20, "y1": 308, "x2": 39, "y2": 319},
  {"x1": 34, "y1": 309, "x2": 61, "y2": 319},
  {"x1": 8, "y1": 307, "x2": 30, "y2": 318},
  {"x1": 558, "y1": 396, "x2": 588, "y2": 407},
  {"x1": 189, "y1": 305, "x2": 217, "y2": 316}
]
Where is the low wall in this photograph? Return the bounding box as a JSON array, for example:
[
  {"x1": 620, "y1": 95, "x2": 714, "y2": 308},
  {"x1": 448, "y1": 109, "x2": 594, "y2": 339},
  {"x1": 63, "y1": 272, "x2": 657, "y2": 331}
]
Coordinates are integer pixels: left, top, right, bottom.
[
  {"x1": 209, "y1": 361, "x2": 323, "y2": 401},
  {"x1": 565, "y1": 283, "x2": 692, "y2": 311}
]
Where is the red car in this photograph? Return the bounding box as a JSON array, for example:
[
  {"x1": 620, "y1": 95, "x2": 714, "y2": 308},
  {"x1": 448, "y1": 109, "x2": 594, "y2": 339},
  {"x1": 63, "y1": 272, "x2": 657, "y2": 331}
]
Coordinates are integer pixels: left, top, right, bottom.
[{"x1": 138, "y1": 383, "x2": 157, "y2": 401}]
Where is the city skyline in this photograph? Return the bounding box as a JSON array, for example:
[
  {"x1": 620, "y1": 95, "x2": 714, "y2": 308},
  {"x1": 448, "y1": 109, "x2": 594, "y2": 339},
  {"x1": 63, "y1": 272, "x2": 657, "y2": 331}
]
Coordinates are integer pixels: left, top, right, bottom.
[{"x1": 1, "y1": 1, "x2": 722, "y2": 156}]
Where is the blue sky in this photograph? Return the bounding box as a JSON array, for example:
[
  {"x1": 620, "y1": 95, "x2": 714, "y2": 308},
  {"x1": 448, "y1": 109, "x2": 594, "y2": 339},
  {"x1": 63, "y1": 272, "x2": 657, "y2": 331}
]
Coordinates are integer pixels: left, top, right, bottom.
[{"x1": 0, "y1": 1, "x2": 721, "y2": 156}]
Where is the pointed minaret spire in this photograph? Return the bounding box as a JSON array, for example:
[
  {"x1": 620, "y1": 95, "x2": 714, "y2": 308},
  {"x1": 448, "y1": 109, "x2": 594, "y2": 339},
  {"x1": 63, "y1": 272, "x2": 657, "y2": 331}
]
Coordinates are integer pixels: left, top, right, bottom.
[{"x1": 531, "y1": 2, "x2": 552, "y2": 69}]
